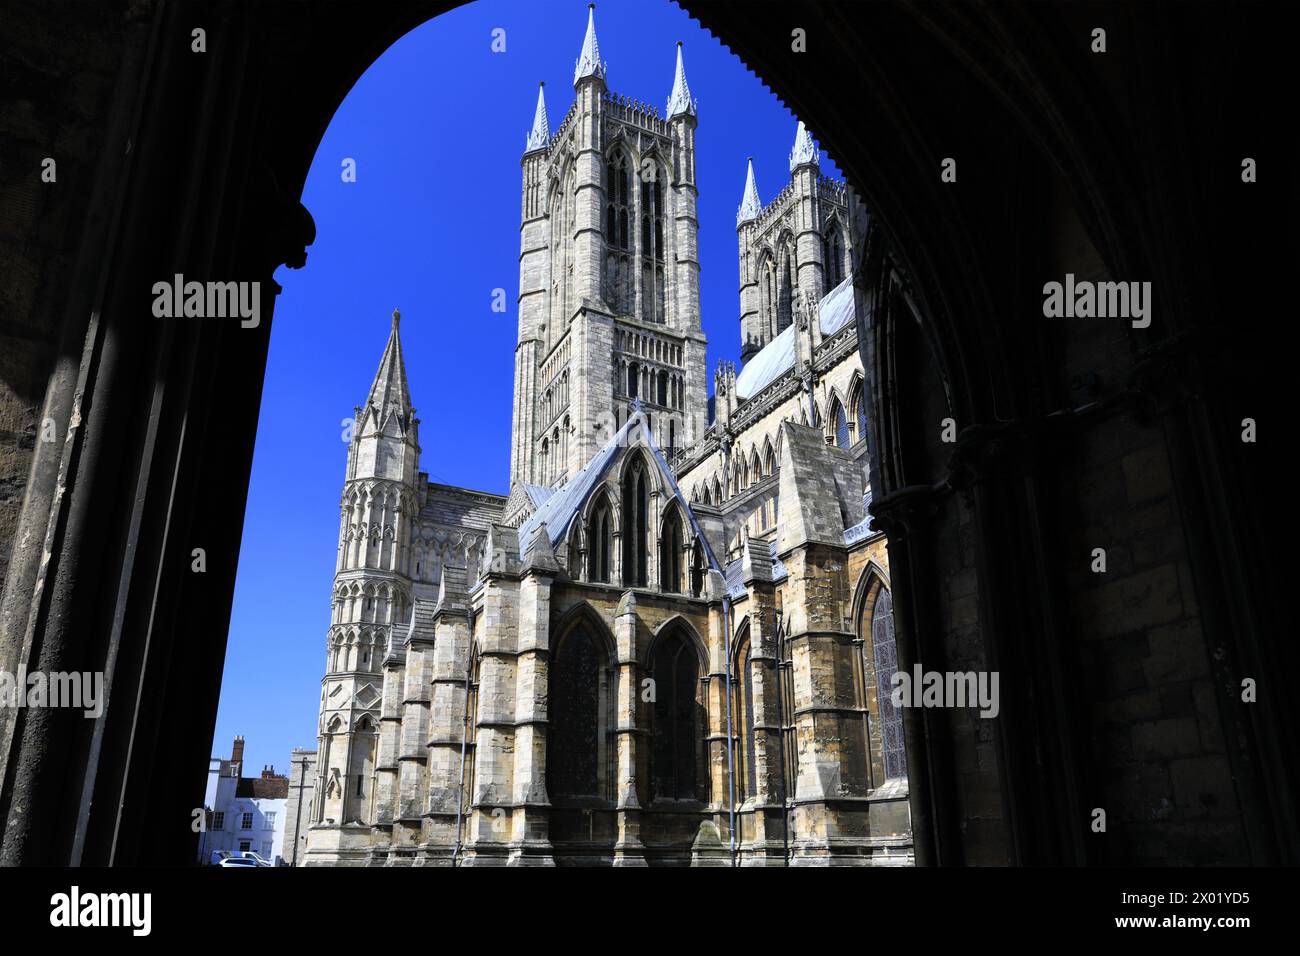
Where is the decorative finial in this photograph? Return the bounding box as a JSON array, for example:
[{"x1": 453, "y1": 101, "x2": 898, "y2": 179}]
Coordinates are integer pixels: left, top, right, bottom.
[
  {"x1": 666, "y1": 40, "x2": 696, "y2": 119},
  {"x1": 737, "y1": 158, "x2": 762, "y2": 225},
  {"x1": 789, "y1": 120, "x2": 819, "y2": 172},
  {"x1": 574, "y1": 4, "x2": 606, "y2": 84},
  {"x1": 525, "y1": 83, "x2": 550, "y2": 152},
  {"x1": 392, "y1": 308, "x2": 400, "y2": 329}
]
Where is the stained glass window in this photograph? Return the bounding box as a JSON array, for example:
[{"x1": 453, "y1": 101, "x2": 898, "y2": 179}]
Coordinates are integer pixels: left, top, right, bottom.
[
  {"x1": 651, "y1": 631, "x2": 699, "y2": 800},
  {"x1": 549, "y1": 628, "x2": 601, "y2": 797},
  {"x1": 871, "y1": 589, "x2": 907, "y2": 779}
]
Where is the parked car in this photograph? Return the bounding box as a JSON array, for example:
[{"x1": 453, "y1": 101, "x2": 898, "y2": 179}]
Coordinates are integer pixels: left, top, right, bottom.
[
  {"x1": 239, "y1": 851, "x2": 273, "y2": 867},
  {"x1": 218, "y1": 856, "x2": 258, "y2": 867}
]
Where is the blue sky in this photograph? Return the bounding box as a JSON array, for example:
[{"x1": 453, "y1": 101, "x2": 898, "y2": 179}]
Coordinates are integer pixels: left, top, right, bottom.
[{"x1": 212, "y1": 0, "x2": 840, "y2": 775}]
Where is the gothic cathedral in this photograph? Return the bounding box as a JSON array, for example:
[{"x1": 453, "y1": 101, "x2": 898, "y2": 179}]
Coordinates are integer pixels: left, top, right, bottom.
[{"x1": 305, "y1": 6, "x2": 910, "y2": 866}]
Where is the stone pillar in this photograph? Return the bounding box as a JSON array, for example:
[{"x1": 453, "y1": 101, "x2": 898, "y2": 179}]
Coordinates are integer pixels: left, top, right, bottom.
[
  {"x1": 372, "y1": 645, "x2": 405, "y2": 831},
  {"x1": 509, "y1": 560, "x2": 554, "y2": 865},
  {"x1": 394, "y1": 602, "x2": 434, "y2": 857},
  {"x1": 463, "y1": 525, "x2": 553, "y2": 866},
  {"x1": 420, "y1": 562, "x2": 470, "y2": 864},
  {"x1": 739, "y1": 536, "x2": 788, "y2": 864},
  {"x1": 612, "y1": 591, "x2": 645, "y2": 865}
]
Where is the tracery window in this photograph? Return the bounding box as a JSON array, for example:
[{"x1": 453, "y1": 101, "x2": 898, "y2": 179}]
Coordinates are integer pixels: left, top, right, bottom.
[
  {"x1": 734, "y1": 630, "x2": 757, "y2": 799},
  {"x1": 822, "y1": 223, "x2": 844, "y2": 287},
  {"x1": 833, "y1": 398, "x2": 850, "y2": 448},
  {"x1": 549, "y1": 626, "x2": 602, "y2": 798},
  {"x1": 776, "y1": 251, "x2": 793, "y2": 333},
  {"x1": 871, "y1": 588, "x2": 907, "y2": 779},
  {"x1": 589, "y1": 497, "x2": 613, "y2": 584},
  {"x1": 659, "y1": 507, "x2": 683, "y2": 592},
  {"x1": 650, "y1": 629, "x2": 701, "y2": 801},
  {"x1": 605, "y1": 153, "x2": 633, "y2": 314},
  {"x1": 640, "y1": 167, "x2": 666, "y2": 324},
  {"x1": 854, "y1": 384, "x2": 868, "y2": 445},
  {"x1": 622, "y1": 459, "x2": 649, "y2": 587}
]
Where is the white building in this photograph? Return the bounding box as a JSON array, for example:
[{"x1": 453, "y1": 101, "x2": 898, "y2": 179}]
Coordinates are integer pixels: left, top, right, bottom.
[{"x1": 200, "y1": 735, "x2": 289, "y2": 864}]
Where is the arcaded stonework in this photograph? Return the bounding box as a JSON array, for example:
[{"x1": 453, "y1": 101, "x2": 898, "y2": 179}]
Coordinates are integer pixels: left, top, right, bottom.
[{"x1": 304, "y1": 9, "x2": 908, "y2": 867}]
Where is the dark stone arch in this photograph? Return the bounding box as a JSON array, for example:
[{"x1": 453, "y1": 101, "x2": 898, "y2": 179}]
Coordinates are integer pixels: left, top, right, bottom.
[{"x1": 0, "y1": 0, "x2": 1289, "y2": 871}]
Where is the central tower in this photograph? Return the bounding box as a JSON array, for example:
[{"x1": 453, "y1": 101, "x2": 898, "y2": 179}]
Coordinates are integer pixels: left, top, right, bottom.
[{"x1": 511, "y1": 5, "x2": 708, "y2": 491}]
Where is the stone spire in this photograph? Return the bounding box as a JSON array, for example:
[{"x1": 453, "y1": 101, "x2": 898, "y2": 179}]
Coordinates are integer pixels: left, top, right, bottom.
[
  {"x1": 365, "y1": 309, "x2": 412, "y2": 424},
  {"x1": 666, "y1": 42, "x2": 696, "y2": 118},
  {"x1": 573, "y1": 4, "x2": 606, "y2": 85},
  {"x1": 789, "y1": 120, "x2": 819, "y2": 171},
  {"x1": 736, "y1": 158, "x2": 762, "y2": 225},
  {"x1": 525, "y1": 82, "x2": 549, "y2": 152}
]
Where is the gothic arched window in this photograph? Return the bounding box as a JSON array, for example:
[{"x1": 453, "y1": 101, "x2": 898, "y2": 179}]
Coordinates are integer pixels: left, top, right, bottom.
[
  {"x1": 640, "y1": 166, "x2": 666, "y2": 324},
  {"x1": 854, "y1": 384, "x2": 868, "y2": 445},
  {"x1": 822, "y1": 222, "x2": 843, "y2": 287},
  {"x1": 733, "y1": 631, "x2": 757, "y2": 799},
  {"x1": 549, "y1": 626, "x2": 603, "y2": 798},
  {"x1": 605, "y1": 153, "x2": 632, "y2": 314},
  {"x1": 760, "y1": 254, "x2": 775, "y2": 339},
  {"x1": 650, "y1": 629, "x2": 702, "y2": 801},
  {"x1": 833, "y1": 398, "x2": 850, "y2": 448},
  {"x1": 589, "y1": 496, "x2": 613, "y2": 584},
  {"x1": 871, "y1": 588, "x2": 907, "y2": 779},
  {"x1": 622, "y1": 459, "x2": 649, "y2": 587},
  {"x1": 659, "y1": 507, "x2": 683, "y2": 592},
  {"x1": 776, "y1": 250, "x2": 794, "y2": 333},
  {"x1": 627, "y1": 361, "x2": 639, "y2": 399}
]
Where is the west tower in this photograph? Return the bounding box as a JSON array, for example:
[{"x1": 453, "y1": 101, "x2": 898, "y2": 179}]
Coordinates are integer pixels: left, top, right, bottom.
[{"x1": 511, "y1": 6, "x2": 708, "y2": 492}]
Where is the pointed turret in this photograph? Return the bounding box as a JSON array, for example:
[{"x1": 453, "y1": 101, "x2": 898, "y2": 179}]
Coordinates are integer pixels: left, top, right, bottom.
[
  {"x1": 524, "y1": 82, "x2": 550, "y2": 152},
  {"x1": 365, "y1": 308, "x2": 412, "y2": 429},
  {"x1": 573, "y1": 4, "x2": 606, "y2": 85},
  {"x1": 789, "y1": 120, "x2": 819, "y2": 171},
  {"x1": 736, "y1": 158, "x2": 762, "y2": 225},
  {"x1": 666, "y1": 42, "x2": 696, "y2": 118}
]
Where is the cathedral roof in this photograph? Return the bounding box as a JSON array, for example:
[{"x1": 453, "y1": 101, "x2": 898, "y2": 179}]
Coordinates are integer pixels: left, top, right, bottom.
[
  {"x1": 573, "y1": 4, "x2": 606, "y2": 85},
  {"x1": 525, "y1": 83, "x2": 549, "y2": 152},
  {"x1": 736, "y1": 158, "x2": 762, "y2": 225},
  {"x1": 524, "y1": 484, "x2": 556, "y2": 509},
  {"x1": 666, "y1": 42, "x2": 696, "y2": 119},
  {"x1": 517, "y1": 403, "x2": 721, "y2": 572},
  {"x1": 365, "y1": 309, "x2": 412, "y2": 427},
  {"x1": 734, "y1": 276, "x2": 858, "y2": 400},
  {"x1": 789, "y1": 120, "x2": 819, "y2": 171}
]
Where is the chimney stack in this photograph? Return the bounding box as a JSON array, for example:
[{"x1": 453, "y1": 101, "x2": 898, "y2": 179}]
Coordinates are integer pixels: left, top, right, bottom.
[{"x1": 231, "y1": 735, "x2": 245, "y2": 769}]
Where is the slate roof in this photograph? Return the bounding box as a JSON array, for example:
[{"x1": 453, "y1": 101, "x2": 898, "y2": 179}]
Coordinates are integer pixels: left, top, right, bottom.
[
  {"x1": 516, "y1": 404, "x2": 722, "y2": 573},
  {"x1": 734, "y1": 276, "x2": 858, "y2": 400},
  {"x1": 523, "y1": 484, "x2": 556, "y2": 509},
  {"x1": 724, "y1": 539, "x2": 788, "y2": 601}
]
